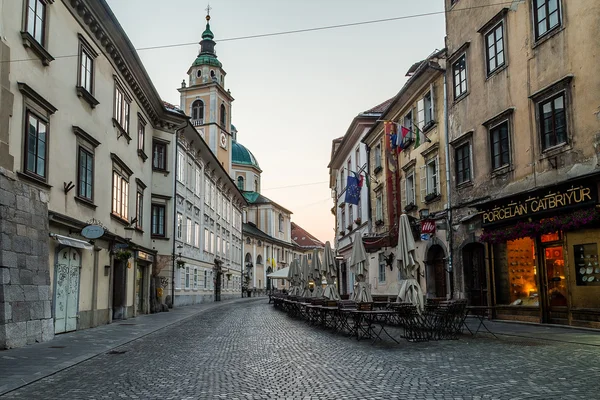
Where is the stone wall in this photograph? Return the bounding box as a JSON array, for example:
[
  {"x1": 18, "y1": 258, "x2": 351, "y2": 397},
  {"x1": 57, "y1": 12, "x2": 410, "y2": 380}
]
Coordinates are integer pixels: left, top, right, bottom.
[{"x1": 0, "y1": 169, "x2": 53, "y2": 348}]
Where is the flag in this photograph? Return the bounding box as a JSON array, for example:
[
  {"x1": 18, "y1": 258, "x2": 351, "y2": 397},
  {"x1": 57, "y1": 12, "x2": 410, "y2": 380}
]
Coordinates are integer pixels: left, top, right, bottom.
[
  {"x1": 344, "y1": 175, "x2": 360, "y2": 205},
  {"x1": 398, "y1": 126, "x2": 411, "y2": 150},
  {"x1": 363, "y1": 173, "x2": 370, "y2": 190},
  {"x1": 357, "y1": 173, "x2": 364, "y2": 188},
  {"x1": 384, "y1": 121, "x2": 398, "y2": 151},
  {"x1": 414, "y1": 124, "x2": 421, "y2": 147}
]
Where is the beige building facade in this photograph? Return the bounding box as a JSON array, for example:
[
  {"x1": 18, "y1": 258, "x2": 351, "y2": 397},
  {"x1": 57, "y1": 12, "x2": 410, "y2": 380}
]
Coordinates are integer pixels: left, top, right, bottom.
[{"x1": 446, "y1": 0, "x2": 600, "y2": 326}]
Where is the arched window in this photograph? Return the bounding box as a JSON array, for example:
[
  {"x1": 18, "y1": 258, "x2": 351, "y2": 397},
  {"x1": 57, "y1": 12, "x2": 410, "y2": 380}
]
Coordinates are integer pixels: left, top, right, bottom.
[
  {"x1": 196, "y1": 69, "x2": 202, "y2": 78},
  {"x1": 237, "y1": 176, "x2": 244, "y2": 191},
  {"x1": 254, "y1": 178, "x2": 259, "y2": 192},
  {"x1": 256, "y1": 255, "x2": 263, "y2": 265},
  {"x1": 191, "y1": 100, "x2": 204, "y2": 122},
  {"x1": 220, "y1": 103, "x2": 226, "y2": 126},
  {"x1": 279, "y1": 214, "x2": 284, "y2": 232}
]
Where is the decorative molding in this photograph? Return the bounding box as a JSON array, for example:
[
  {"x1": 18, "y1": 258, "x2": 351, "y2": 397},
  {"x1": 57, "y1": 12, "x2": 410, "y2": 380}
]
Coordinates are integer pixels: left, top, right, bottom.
[
  {"x1": 17, "y1": 82, "x2": 57, "y2": 114},
  {"x1": 135, "y1": 178, "x2": 146, "y2": 190},
  {"x1": 76, "y1": 86, "x2": 100, "y2": 108},
  {"x1": 110, "y1": 152, "x2": 133, "y2": 176},
  {"x1": 151, "y1": 193, "x2": 172, "y2": 201},
  {"x1": 72, "y1": 126, "x2": 101, "y2": 147},
  {"x1": 20, "y1": 31, "x2": 54, "y2": 66}
]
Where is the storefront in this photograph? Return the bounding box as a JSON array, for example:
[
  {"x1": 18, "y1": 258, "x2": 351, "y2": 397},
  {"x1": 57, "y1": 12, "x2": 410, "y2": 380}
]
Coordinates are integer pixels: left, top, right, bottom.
[
  {"x1": 478, "y1": 178, "x2": 600, "y2": 327},
  {"x1": 478, "y1": 178, "x2": 600, "y2": 328},
  {"x1": 135, "y1": 250, "x2": 154, "y2": 316}
]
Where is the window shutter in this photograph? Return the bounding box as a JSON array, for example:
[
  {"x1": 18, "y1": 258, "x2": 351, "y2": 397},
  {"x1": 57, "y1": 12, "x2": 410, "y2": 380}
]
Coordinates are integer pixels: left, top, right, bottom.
[
  {"x1": 420, "y1": 165, "x2": 427, "y2": 203},
  {"x1": 435, "y1": 155, "x2": 441, "y2": 194},
  {"x1": 417, "y1": 99, "x2": 425, "y2": 127},
  {"x1": 400, "y1": 177, "x2": 407, "y2": 208},
  {"x1": 430, "y1": 83, "x2": 436, "y2": 121}
]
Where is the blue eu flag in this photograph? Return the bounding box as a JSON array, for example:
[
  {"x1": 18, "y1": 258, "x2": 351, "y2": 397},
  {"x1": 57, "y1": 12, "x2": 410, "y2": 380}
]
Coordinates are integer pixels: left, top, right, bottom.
[{"x1": 344, "y1": 175, "x2": 360, "y2": 205}]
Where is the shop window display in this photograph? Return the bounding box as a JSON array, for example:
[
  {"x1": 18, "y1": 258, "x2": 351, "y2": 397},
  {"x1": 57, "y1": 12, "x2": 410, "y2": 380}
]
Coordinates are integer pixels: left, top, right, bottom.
[
  {"x1": 574, "y1": 243, "x2": 600, "y2": 286},
  {"x1": 494, "y1": 237, "x2": 539, "y2": 306}
]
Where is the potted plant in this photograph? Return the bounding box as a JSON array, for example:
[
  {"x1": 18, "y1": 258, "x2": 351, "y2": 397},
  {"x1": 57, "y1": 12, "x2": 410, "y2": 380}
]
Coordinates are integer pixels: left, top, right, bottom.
[
  {"x1": 355, "y1": 218, "x2": 362, "y2": 225},
  {"x1": 373, "y1": 165, "x2": 383, "y2": 174},
  {"x1": 226, "y1": 271, "x2": 232, "y2": 281},
  {"x1": 405, "y1": 203, "x2": 417, "y2": 212},
  {"x1": 339, "y1": 229, "x2": 345, "y2": 236},
  {"x1": 375, "y1": 219, "x2": 384, "y2": 226},
  {"x1": 347, "y1": 224, "x2": 353, "y2": 231},
  {"x1": 176, "y1": 260, "x2": 186, "y2": 269},
  {"x1": 338, "y1": 202, "x2": 346, "y2": 208},
  {"x1": 114, "y1": 249, "x2": 132, "y2": 261},
  {"x1": 425, "y1": 191, "x2": 439, "y2": 203}
]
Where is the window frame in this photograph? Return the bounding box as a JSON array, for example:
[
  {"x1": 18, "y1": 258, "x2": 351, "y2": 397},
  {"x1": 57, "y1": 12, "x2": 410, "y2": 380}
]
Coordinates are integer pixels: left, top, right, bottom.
[
  {"x1": 24, "y1": 0, "x2": 47, "y2": 46},
  {"x1": 537, "y1": 91, "x2": 568, "y2": 152},
  {"x1": 177, "y1": 150, "x2": 185, "y2": 183},
  {"x1": 378, "y1": 253, "x2": 386, "y2": 283},
  {"x1": 77, "y1": 40, "x2": 96, "y2": 95},
  {"x1": 111, "y1": 170, "x2": 129, "y2": 222},
  {"x1": 220, "y1": 103, "x2": 226, "y2": 127},
  {"x1": 23, "y1": 110, "x2": 49, "y2": 182},
  {"x1": 405, "y1": 170, "x2": 416, "y2": 206},
  {"x1": 77, "y1": 146, "x2": 94, "y2": 202},
  {"x1": 113, "y1": 81, "x2": 131, "y2": 138},
  {"x1": 489, "y1": 120, "x2": 511, "y2": 170},
  {"x1": 455, "y1": 143, "x2": 472, "y2": 185},
  {"x1": 135, "y1": 188, "x2": 144, "y2": 230},
  {"x1": 191, "y1": 99, "x2": 204, "y2": 124},
  {"x1": 374, "y1": 144, "x2": 382, "y2": 169},
  {"x1": 186, "y1": 217, "x2": 193, "y2": 244},
  {"x1": 452, "y1": 54, "x2": 468, "y2": 100},
  {"x1": 137, "y1": 114, "x2": 146, "y2": 155},
  {"x1": 485, "y1": 21, "x2": 506, "y2": 76},
  {"x1": 375, "y1": 193, "x2": 383, "y2": 222},
  {"x1": 533, "y1": 0, "x2": 562, "y2": 41},
  {"x1": 152, "y1": 140, "x2": 167, "y2": 171},
  {"x1": 194, "y1": 223, "x2": 200, "y2": 248}
]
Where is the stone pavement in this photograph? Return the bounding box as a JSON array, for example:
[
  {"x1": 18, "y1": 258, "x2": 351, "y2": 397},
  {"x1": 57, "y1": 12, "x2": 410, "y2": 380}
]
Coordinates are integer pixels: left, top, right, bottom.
[{"x1": 2, "y1": 298, "x2": 600, "y2": 399}]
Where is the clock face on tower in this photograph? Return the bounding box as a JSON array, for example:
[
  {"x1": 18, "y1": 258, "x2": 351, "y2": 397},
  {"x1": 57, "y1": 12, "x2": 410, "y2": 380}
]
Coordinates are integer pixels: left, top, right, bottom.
[{"x1": 220, "y1": 132, "x2": 227, "y2": 149}]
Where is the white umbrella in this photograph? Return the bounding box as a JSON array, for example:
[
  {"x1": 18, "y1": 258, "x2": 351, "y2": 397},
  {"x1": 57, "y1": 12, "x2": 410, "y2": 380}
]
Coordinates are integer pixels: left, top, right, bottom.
[
  {"x1": 396, "y1": 214, "x2": 424, "y2": 312},
  {"x1": 322, "y1": 241, "x2": 341, "y2": 300},
  {"x1": 267, "y1": 266, "x2": 291, "y2": 279},
  {"x1": 311, "y1": 249, "x2": 324, "y2": 297},
  {"x1": 300, "y1": 255, "x2": 311, "y2": 298},
  {"x1": 289, "y1": 259, "x2": 300, "y2": 295},
  {"x1": 350, "y1": 232, "x2": 372, "y2": 303}
]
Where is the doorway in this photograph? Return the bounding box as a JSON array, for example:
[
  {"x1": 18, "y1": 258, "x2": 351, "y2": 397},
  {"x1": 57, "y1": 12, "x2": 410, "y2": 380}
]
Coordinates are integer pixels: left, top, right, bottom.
[
  {"x1": 541, "y1": 240, "x2": 568, "y2": 324},
  {"x1": 135, "y1": 264, "x2": 146, "y2": 314},
  {"x1": 463, "y1": 243, "x2": 488, "y2": 306},
  {"x1": 427, "y1": 245, "x2": 447, "y2": 298},
  {"x1": 54, "y1": 247, "x2": 81, "y2": 334}
]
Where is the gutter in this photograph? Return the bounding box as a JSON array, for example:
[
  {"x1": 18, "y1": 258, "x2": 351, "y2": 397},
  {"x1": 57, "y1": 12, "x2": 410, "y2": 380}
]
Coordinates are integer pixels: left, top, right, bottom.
[{"x1": 443, "y1": 72, "x2": 454, "y2": 298}]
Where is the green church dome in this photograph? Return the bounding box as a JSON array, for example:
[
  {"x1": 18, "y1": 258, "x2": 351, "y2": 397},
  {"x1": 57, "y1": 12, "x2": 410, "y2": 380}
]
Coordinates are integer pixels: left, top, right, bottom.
[{"x1": 232, "y1": 141, "x2": 261, "y2": 170}]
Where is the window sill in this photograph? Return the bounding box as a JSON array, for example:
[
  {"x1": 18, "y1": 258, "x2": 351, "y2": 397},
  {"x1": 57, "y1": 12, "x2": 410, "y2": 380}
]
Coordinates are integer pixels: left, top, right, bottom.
[
  {"x1": 151, "y1": 235, "x2": 169, "y2": 240},
  {"x1": 424, "y1": 194, "x2": 441, "y2": 204},
  {"x1": 76, "y1": 86, "x2": 99, "y2": 108},
  {"x1": 422, "y1": 121, "x2": 436, "y2": 134},
  {"x1": 453, "y1": 91, "x2": 470, "y2": 105},
  {"x1": 137, "y1": 149, "x2": 148, "y2": 162},
  {"x1": 490, "y1": 165, "x2": 512, "y2": 178},
  {"x1": 112, "y1": 118, "x2": 131, "y2": 144},
  {"x1": 74, "y1": 196, "x2": 97, "y2": 209},
  {"x1": 533, "y1": 26, "x2": 565, "y2": 49},
  {"x1": 16, "y1": 171, "x2": 51, "y2": 189},
  {"x1": 540, "y1": 142, "x2": 571, "y2": 160},
  {"x1": 20, "y1": 31, "x2": 54, "y2": 66},
  {"x1": 456, "y1": 181, "x2": 473, "y2": 190},
  {"x1": 152, "y1": 168, "x2": 169, "y2": 174},
  {"x1": 110, "y1": 213, "x2": 129, "y2": 226},
  {"x1": 486, "y1": 64, "x2": 508, "y2": 81},
  {"x1": 135, "y1": 227, "x2": 144, "y2": 234}
]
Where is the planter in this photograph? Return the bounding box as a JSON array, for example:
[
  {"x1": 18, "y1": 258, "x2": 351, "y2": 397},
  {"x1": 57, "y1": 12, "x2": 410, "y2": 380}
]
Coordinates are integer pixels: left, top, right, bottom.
[
  {"x1": 373, "y1": 165, "x2": 383, "y2": 174},
  {"x1": 404, "y1": 203, "x2": 417, "y2": 212},
  {"x1": 425, "y1": 192, "x2": 439, "y2": 203},
  {"x1": 347, "y1": 225, "x2": 353, "y2": 231},
  {"x1": 226, "y1": 273, "x2": 232, "y2": 281},
  {"x1": 338, "y1": 202, "x2": 346, "y2": 208},
  {"x1": 339, "y1": 230, "x2": 346, "y2": 236},
  {"x1": 375, "y1": 220, "x2": 384, "y2": 226},
  {"x1": 114, "y1": 250, "x2": 132, "y2": 262},
  {"x1": 176, "y1": 260, "x2": 186, "y2": 269},
  {"x1": 354, "y1": 219, "x2": 362, "y2": 225}
]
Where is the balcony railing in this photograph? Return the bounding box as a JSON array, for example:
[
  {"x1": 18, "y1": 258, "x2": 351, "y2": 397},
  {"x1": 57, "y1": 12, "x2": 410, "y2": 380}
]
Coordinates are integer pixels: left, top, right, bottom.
[{"x1": 192, "y1": 119, "x2": 204, "y2": 127}]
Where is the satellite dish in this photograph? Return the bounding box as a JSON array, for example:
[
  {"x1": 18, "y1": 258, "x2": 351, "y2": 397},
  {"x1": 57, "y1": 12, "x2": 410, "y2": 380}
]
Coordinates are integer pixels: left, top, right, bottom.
[{"x1": 81, "y1": 225, "x2": 105, "y2": 239}]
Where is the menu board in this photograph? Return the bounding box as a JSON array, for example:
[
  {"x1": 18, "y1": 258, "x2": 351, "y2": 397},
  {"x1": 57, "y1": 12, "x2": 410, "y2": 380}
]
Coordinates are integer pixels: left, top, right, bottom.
[{"x1": 574, "y1": 243, "x2": 600, "y2": 286}]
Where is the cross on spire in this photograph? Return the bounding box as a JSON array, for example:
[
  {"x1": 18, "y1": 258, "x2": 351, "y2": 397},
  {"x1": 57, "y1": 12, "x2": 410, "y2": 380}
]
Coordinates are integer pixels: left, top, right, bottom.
[{"x1": 205, "y1": 3, "x2": 212, "y2": 16}]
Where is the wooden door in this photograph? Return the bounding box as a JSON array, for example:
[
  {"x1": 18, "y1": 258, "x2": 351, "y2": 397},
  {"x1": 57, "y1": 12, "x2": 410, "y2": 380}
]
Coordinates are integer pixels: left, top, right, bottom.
[{"x1": 54, "y1": 248, "x2": 81, "y2": 334}]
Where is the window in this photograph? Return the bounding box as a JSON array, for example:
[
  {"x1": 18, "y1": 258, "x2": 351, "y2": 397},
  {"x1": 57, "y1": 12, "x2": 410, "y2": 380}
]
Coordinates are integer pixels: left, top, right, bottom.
[
  {"x1": 490, "y1": 121, "x2": 510, "y2": 169},
  {"x1": 424, "y1": 90, "x2": 434, "y2": 125},
  {"x1": 77, "y1": 147, "x2": 93, "y2": 201},
  {"x1": 204, "y1": 228, "x2": 210, "y2": 251},
  {"x1": 374, "y1": 144, "x2": 382, "y2": 169},
  {"x1": 355, "y1": 147, "x2": 360, "y2": 170},
  {"x1": 533, "y1": 0, "x2": 561, "y2": 39},
  {"x1": 211, "y1": 183, "x2": 216, "y2": 209},
  {"x1": 220, "y1": 103, "x2": 226, "y2": 126},
  {"x1": 24, "y1": 112, "x2": 48, "y2": 180},
  {"x1": 151, "y1": 204, "x2": 165, "y2": 236},
  {"x1": 375, "y1": 194, "x2": 383, "y2": 222},
  {"x1": 425, "y1": 157, "x2": 440, "y2": 197},
  {"x1": 78, "y1": 42, "x2": 94, "y2": 94},
  {"x1": 114, "y1": 83, "x2": 130, "y2": 134},
  {"x1": 340, "y1": 168, "x2": 345, "y2": 193},
  {"x1": 378, "y1": 253, "x2": 386, "y2": 283},
  {"x1": 204, "y1": 179, "x2": 210, "y2": 205},
  {"x1": 455, "y1": 143, "x2": 471, "y2": 185},
  {"x1": 193, "y1": 268, "x2": 198, "y2": 290},
  {"x1": 112, "y1": 171, "x2": 129, "y2": 220},
  {"x1": 177, "y1": 151, "x2": 185, "y2": 182},
  {"x1": 453, "y1": 54, "x2": 467, "y2": 99},
  {"x1": 186, "y1": 217, "x2": 192, "y2": 244},
  {"x1": 341, "y1": 208, "x2": 346, "y2": 232},
  {"x1": 25, "y1": 0, "x2": 46, "y2": 45},
  {"x1": 177, "y1": 213, "x2": 183, "y2": 240},
  {"x1": 237, "y1": 176, "x2": 244, "y2": 191},
  {"x1": 485, "y1": 22, "x2": 505, "y2": 75},
  {"x1": 279, "y1": 214, "x2": 284, "y2": 232},
  {"x1": 539, "y1": 93, "x2": 567, "y2": 150},
  {"x1": 404, "y1": 171, "x2": 416, "y2": 206},
  {"x1": 404, "y1": 111, "x2": 413, "y2": 134},
  {"x1": 217, "y1": 236, "x2": 221, "y2": 254},
  {"x1": 347, "y1": 159, "x2": 352, "y2": 178},
  {"x1": 191, "y1": 100, "x2": 204, "y2": 123},
  {"x1": 204, "y1": 270, "x2": 208, "y2": 288},
  {"x1": 152, "y1": 141, "x2": 167, "y2": 171},
  {"x1": 135, "y1": 189, "x2": 143, "y2": 230},
  {"x1": 185, "y1": 266, "x2": 190, "y2": 289},
  {"x1": 210, "y1": 232, "x2": 214, "y2": 253},
  {"x1": 137, "y1": 116, "x2": 146, "y2": 153},
  {"x1": 195, "y1": 167, "x2": 201, "y2": 196}
]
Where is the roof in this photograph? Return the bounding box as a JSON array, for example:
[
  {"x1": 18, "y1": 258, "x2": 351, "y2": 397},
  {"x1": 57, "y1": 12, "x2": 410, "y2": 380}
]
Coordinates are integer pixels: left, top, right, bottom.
[
  {"x1": 291, "y1": 222, "x2": 325, "y2": 249},
  {"x1": 243, "y1": 191, "x2": 293, "y2": 215},
  {"x1": 232, "y1": 140, "x2": 261, "y2": 171},
  {"x1": 243, "y1": 222, "x2": 292, "y2": 248},
  {"x1": 163, "y1": 101, "x2": 185, "y2": 115},
  {"x1": 363, "y1": 97, "x2": 394, "y2": 114}
]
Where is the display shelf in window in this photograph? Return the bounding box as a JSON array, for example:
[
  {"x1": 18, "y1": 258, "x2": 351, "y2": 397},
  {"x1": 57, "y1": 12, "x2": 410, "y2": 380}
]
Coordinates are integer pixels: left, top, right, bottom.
[{"x1": 574, "y1": 243, "x2": 600, "y2": 286}]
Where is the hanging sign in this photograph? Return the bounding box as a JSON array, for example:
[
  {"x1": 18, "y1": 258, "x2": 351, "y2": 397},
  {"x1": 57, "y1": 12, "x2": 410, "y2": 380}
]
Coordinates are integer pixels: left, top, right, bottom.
[
  {"x1": 421, "y1": 220, "x2": 436, "y2": 234},
  {"x1": 81, "y1": 225, "x2": 105, "y2": 239},
  {"x1": 420, "y1": 233, "x2": 431, "y2": 241}
]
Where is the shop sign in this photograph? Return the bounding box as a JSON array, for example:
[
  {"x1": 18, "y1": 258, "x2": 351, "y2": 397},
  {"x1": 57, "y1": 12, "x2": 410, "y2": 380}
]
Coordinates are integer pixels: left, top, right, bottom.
[
  {"x1": 81, "y1": 225, "x2": 105, "y2": 239},
  {"x1": 136, "y1": 251, "x2": 154, "y2": 263},
  {"x1": 421, "y1": 220, "x2": 436, "y2": 234},
  {"x1": 479, "y1": 182, "x2": 598, "y2": 227},
  {"x1": 420, "y1": 233, "x2": 431, "y2": 241}
]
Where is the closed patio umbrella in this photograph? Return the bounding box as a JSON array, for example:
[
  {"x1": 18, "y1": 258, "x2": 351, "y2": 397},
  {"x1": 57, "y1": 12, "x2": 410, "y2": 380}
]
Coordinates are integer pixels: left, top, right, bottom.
[
  {"x1": 300, "y1": 255, "x2": 311, "y2": 298},
  {"x1": 289, "y1": 259, "x2": 300, "y2": 295},
  {"x1": 311, "y1": 249, "x2": 324, "y2": 297},
  {"x1": 350, "y1": 232, "x2": 372, "y2": 303},
  {"x1": 396, "y1": 213, "x2": 424, "y2": 312},
  {"x1": 322, "y1": 241, "x2": 341, "y2": 300}
]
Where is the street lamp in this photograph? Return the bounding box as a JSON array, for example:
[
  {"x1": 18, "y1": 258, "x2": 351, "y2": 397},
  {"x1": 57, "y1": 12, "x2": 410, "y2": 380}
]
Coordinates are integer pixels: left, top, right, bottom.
[{"x1": 124, "y1": 226, "x2": 135, "y2": 242}]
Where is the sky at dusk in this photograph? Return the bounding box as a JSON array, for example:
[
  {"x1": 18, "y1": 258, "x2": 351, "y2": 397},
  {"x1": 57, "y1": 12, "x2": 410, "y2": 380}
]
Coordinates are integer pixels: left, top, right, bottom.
[{"x1": 105, "y1": 0, "x2": 446, "y2": 244}]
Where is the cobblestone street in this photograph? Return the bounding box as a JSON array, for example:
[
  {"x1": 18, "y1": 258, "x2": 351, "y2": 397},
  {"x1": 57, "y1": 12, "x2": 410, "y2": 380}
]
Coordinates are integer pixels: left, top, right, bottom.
[{"x1": 3, "y1": 298, "x2": 600, "y2": 400}]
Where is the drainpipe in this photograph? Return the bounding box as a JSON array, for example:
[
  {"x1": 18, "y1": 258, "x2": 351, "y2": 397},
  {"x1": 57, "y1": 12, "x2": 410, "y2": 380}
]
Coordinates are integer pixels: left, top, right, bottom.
[
  {"x1": 92, "y1": 245, "x2": 100, "y2": 326},
  {"x1": 171, "y1": 125, "x2": 186, "y2": 307},
  {"x1": 443, "y1": 72, "x2": 455, "y2": 299}
]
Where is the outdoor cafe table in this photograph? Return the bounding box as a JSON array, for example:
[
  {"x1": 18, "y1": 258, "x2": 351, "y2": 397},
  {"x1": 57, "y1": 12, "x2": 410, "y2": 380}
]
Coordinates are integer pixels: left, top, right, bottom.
[
  {"x1": 463, "y1": 306, "x2": 497, "y2": 338},
  {"x1": 349, "y1": 309, "x2": 400, "y2": 343}
]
